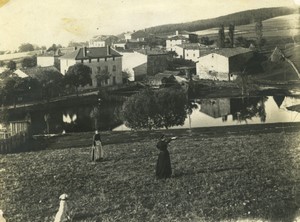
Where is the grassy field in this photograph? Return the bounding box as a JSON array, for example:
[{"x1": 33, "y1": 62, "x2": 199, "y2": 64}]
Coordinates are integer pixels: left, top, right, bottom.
[{"x1": 0, "y1": 125, "x2": 300, "y2": 222}]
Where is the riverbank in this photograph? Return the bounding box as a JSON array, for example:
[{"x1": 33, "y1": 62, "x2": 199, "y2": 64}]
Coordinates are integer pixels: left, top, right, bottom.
[{"x1": 0, "y1": 123, "x2": 300, "y2": 221}]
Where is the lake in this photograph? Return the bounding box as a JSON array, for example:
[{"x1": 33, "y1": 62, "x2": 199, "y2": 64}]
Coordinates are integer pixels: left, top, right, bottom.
[
  {"x1": 113, "y1": 96, "x2": 300, "y2": 131},
  {"x1": 19, "y1": 95, "x2": 300, "y2": 134}
]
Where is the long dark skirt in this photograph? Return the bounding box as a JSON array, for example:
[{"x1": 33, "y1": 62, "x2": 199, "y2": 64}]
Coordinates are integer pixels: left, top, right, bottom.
[{"x1": 156, "y1": 150, "x2": 172, "y2": 179}]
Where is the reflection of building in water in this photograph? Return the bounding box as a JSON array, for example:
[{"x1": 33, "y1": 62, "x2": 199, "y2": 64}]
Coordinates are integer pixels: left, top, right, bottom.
[
  {"x1": 273, "y1": 96, "x2": 285, "y2": 108},
  {"x1": 199, "y1": 98, "x2": 231, "y2": 119},
  {"x1": 230, "y1": 97, "x2": 267, "y2": 122}
]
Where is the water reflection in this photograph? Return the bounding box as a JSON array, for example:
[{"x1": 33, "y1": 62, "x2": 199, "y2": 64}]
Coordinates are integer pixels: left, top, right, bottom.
[
  {"x1": 10, "y1": 96, "x2": 300, "y2": 134},
  {"x1": 114, "y1": 96, "x2": 300, "y2": 131}
]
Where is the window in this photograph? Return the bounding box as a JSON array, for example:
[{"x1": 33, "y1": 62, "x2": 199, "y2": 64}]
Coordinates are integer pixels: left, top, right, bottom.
[
  {"x1": 105, "y1": 57, "x2": 107, "y2": 61},
  {"x1": 212, "y1": 54, "x2": 214, "y2": 58},
  {"x1": 89, "y1": 59, "x2": 91, "y2": 63},
  {"x1": 97, "y1": 58, "x2": 100, "y2": 62},
  {"x1": 81, "y1": 60, "x2": 83, "y2": 63},
  {"x1": 112, "y1": 65, "x2": 116, "y2": 71},
  {"x1": 113, "y1": 57, "x2": 115, "y2": 61}
]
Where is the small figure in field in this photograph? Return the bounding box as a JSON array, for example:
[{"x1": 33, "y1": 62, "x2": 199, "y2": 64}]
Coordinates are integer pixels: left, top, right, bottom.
[
  {"x1": 0, "y1": 210, "x2": 6, "y2": 222},
  {"x1": 54, "y1": 194, "x2": 70, "y2": 222},
  {"x1": 155, "y1": 134, "x2": 177, "y2": 179},
  {"x1": 91, "y1": 130, "x2": 104, "y2": 162}
]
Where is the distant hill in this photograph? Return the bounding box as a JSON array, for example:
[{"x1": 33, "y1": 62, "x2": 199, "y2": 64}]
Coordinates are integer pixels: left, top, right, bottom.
[{"x1": 143, "y1": 7, "x2": 297, "y2": 35}]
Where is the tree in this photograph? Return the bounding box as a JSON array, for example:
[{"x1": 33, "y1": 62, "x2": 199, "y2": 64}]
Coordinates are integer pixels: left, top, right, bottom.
[
  {"x1": 44, "y1": 113, "x2": 51, "y2": 135},
  {"x1": 95, "y1": 69, "x2": 111, "y2": 87},
  {"x1": 235, "y1": 36, "x2": 251, "y2": 48},
  {"x1": 122, "y1": 89, "x2": 156, "y2": 130},
  {"x1": 7, "y1": 60, "x2": 16, "y2": 71},
  {"x1": 0, "y1": 76, "x2": 30, "y2": 106},
  {"x1": 122, "y1": 70, "x2": 131, "y2": 83},
  {"x1": 122, "y1": 87, "x2": 188, "y2": 130},
  {"x1": 18, "y1": 43, "x2": 34, "y2": 52},
  {"x1": 218, "y1": 25, "x2": 225, "y2": 48},
  {"x1": 0, "y1": 61, "x2": 5, "y2": 67},
  {"x1": 0, "y1": 107, "x2": 9, "y2": 126},
  {"x1": 64, "y1": 63, "x2": 92, "y2": 96},
  {"x1": 90, "y1": 106, "x2": 100, "y2": 130},
  {"x1": 35, "y1": 69, "x2": 63, "y2": 100},
  {"x1": 255, "y1": 19, "x2": 263, "y2": 50},
  {"x1": 153, "y1": 88, "x2": 187, "y2": 129},
  {"x1": 200, "y1": 36, "x2": 214, "y2": 45},
  {"x1": 47, "y1": 44, "x2": 62, "y2": 52},
  {"x1": 228, "y1": 23, "x2": 235, "y2": 48},
  {"x1": 21, "y1": 56, "x2": 37, "y2": 68}
]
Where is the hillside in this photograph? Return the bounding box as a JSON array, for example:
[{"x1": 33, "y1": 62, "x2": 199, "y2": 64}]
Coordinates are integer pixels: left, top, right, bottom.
[
  {"x1": 143, "y1": 7, "x2": 296, "y2": 35},
  {"x1": 1, "y1": 125, "x2": 300, "y2": 221}
]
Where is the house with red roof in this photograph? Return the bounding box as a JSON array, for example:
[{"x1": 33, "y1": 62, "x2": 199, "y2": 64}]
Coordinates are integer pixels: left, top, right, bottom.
[{"x1": 59, "y1": 46, "x2": 123, "y2": 87}]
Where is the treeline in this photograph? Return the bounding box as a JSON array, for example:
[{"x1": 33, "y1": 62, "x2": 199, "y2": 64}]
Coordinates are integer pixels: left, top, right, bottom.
[{"x1": 144, "y1": 7, "x2": 296, "y2": 35}]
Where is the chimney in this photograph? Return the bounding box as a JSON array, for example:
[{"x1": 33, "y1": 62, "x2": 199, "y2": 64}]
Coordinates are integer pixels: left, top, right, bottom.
[{"x1": 107, "y1": 45, "x2": 111, "y2": 55}]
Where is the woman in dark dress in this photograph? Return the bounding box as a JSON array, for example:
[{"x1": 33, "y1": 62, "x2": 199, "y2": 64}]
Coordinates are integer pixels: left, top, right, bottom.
[
  {"x1": 91, "y1": 130, "x2": 104, "y2": 162},
  {"x1": 155, "y1": 135, "x2": 176, "y2": 179}
]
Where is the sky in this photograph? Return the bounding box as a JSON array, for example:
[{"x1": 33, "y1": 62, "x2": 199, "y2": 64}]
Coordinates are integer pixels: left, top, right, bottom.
[{"x1": 0, "y1": 0, "x2": 299, "y2": 51}]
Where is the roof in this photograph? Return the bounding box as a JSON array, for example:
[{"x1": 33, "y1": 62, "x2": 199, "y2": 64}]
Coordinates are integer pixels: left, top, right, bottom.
[
  {"x1": 210, "y1": 47, "x2": 253, "y2": 58},
  {"x1": 168, "y1": 35, "x2": 189, "y2": 41},
  {"x1": 176, "y1": 43, "x2": 208, "y2": 50},
  {"x1": 178, "y1": 30, "x2": 197, "y2": 35},
  {"x1": 14, "y1": 69, "x2": 29, "y2": 78},
  {"x1": 135, "y1": 48, "x2": 168, "y2": 56},
  {"x1": 133, "y1": 62, "x2": 147, "y2": 71},
  {"x1": 56, "y1": 47, "x2": 78, "y2": 56},
  {"x1": 59, "y1": 49, "x2": 80, "y2": 59},
  {"x1": 37, "y1": 51, "x2": 55, "y2": 57},
  {"x1": 283, "y1": 44, "x2": 300, "y2": 74},
  {"x1": 18, "y1": 66, "x2": 61, "y2": 78},
  {"x1": 59, "y1": 47, "x2": 122, "y2": 60}
]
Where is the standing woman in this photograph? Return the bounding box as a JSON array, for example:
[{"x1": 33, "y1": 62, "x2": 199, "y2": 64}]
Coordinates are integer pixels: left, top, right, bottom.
[
  {"x1": 91, "y1": 130, "x2": 104, "y2": 162},
  {"x1": 155, "y1": 134, "x2": 176, "y2": 179}
]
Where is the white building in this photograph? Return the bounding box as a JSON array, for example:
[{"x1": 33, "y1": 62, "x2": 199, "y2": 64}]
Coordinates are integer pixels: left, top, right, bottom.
[
  {"x1": 196, "y1": 47, "x2": 253, "y2": 81},
  {"x1": 59, "y1": 46, "x2": 123, "y2": 87},
  {"x1": 37, "y1": 54, "x2": 55, "y2": 67},
  {"x1": 89, "y1": 35, "x2": 118, "y2": 47},
  {"x1": 119, "y1": 50, "x2": 147, "y2": 81},
  {"x1": 173, "y1": 43, "x2": 210, "y2": 61},
  {"x1": 166, "y1": 36, "x2": 189, "y2": 52}
]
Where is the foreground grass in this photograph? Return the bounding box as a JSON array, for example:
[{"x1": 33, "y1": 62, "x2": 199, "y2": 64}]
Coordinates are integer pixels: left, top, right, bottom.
[{"x1": 0, "y1": 128, "x2": 300, "y2": 221}]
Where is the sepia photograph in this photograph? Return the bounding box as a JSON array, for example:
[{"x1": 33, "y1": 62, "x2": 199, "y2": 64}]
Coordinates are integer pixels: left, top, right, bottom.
[{"x1": 0, "y1": 0, "x2": 300, "y2": 221}]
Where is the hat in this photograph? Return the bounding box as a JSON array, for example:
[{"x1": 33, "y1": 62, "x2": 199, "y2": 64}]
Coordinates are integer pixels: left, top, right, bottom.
[{"x1": 59, "y1": 194, "x2": 68, "y2": 200}]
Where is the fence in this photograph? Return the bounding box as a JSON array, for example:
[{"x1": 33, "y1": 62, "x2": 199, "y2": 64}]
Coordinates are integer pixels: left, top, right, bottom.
[{"x1": 0, "y1": 132, "x2": 30, "y2": 154}]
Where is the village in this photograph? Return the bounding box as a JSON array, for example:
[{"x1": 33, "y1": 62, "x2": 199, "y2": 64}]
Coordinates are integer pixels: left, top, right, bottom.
[
  {"x1": 0, "y1": 1, "x2": 300, "y2": 221},
  {"x1": 0, "y1": 16, "x2": 299, "y2": 142}
]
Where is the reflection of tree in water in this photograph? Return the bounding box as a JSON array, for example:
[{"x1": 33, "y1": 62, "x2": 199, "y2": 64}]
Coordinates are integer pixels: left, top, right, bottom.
[
  {"x1": 186, "y1": 100, "x2": 198, "y2": 129},
  {"x1": 231, "y1": 97, "x2": 268, "y2": 123}
]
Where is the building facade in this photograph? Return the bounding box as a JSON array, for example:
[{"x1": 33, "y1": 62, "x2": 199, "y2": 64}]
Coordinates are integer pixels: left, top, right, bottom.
[
  {"x1": 166, "y1": 36, "x2": 189, "y2": 52},
  {"x1": 196, "y1": 47, "x2": 253, "y2": 81},
  {"x1": 59, "y1": 46, "x2": 123, "y2": 88}
]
